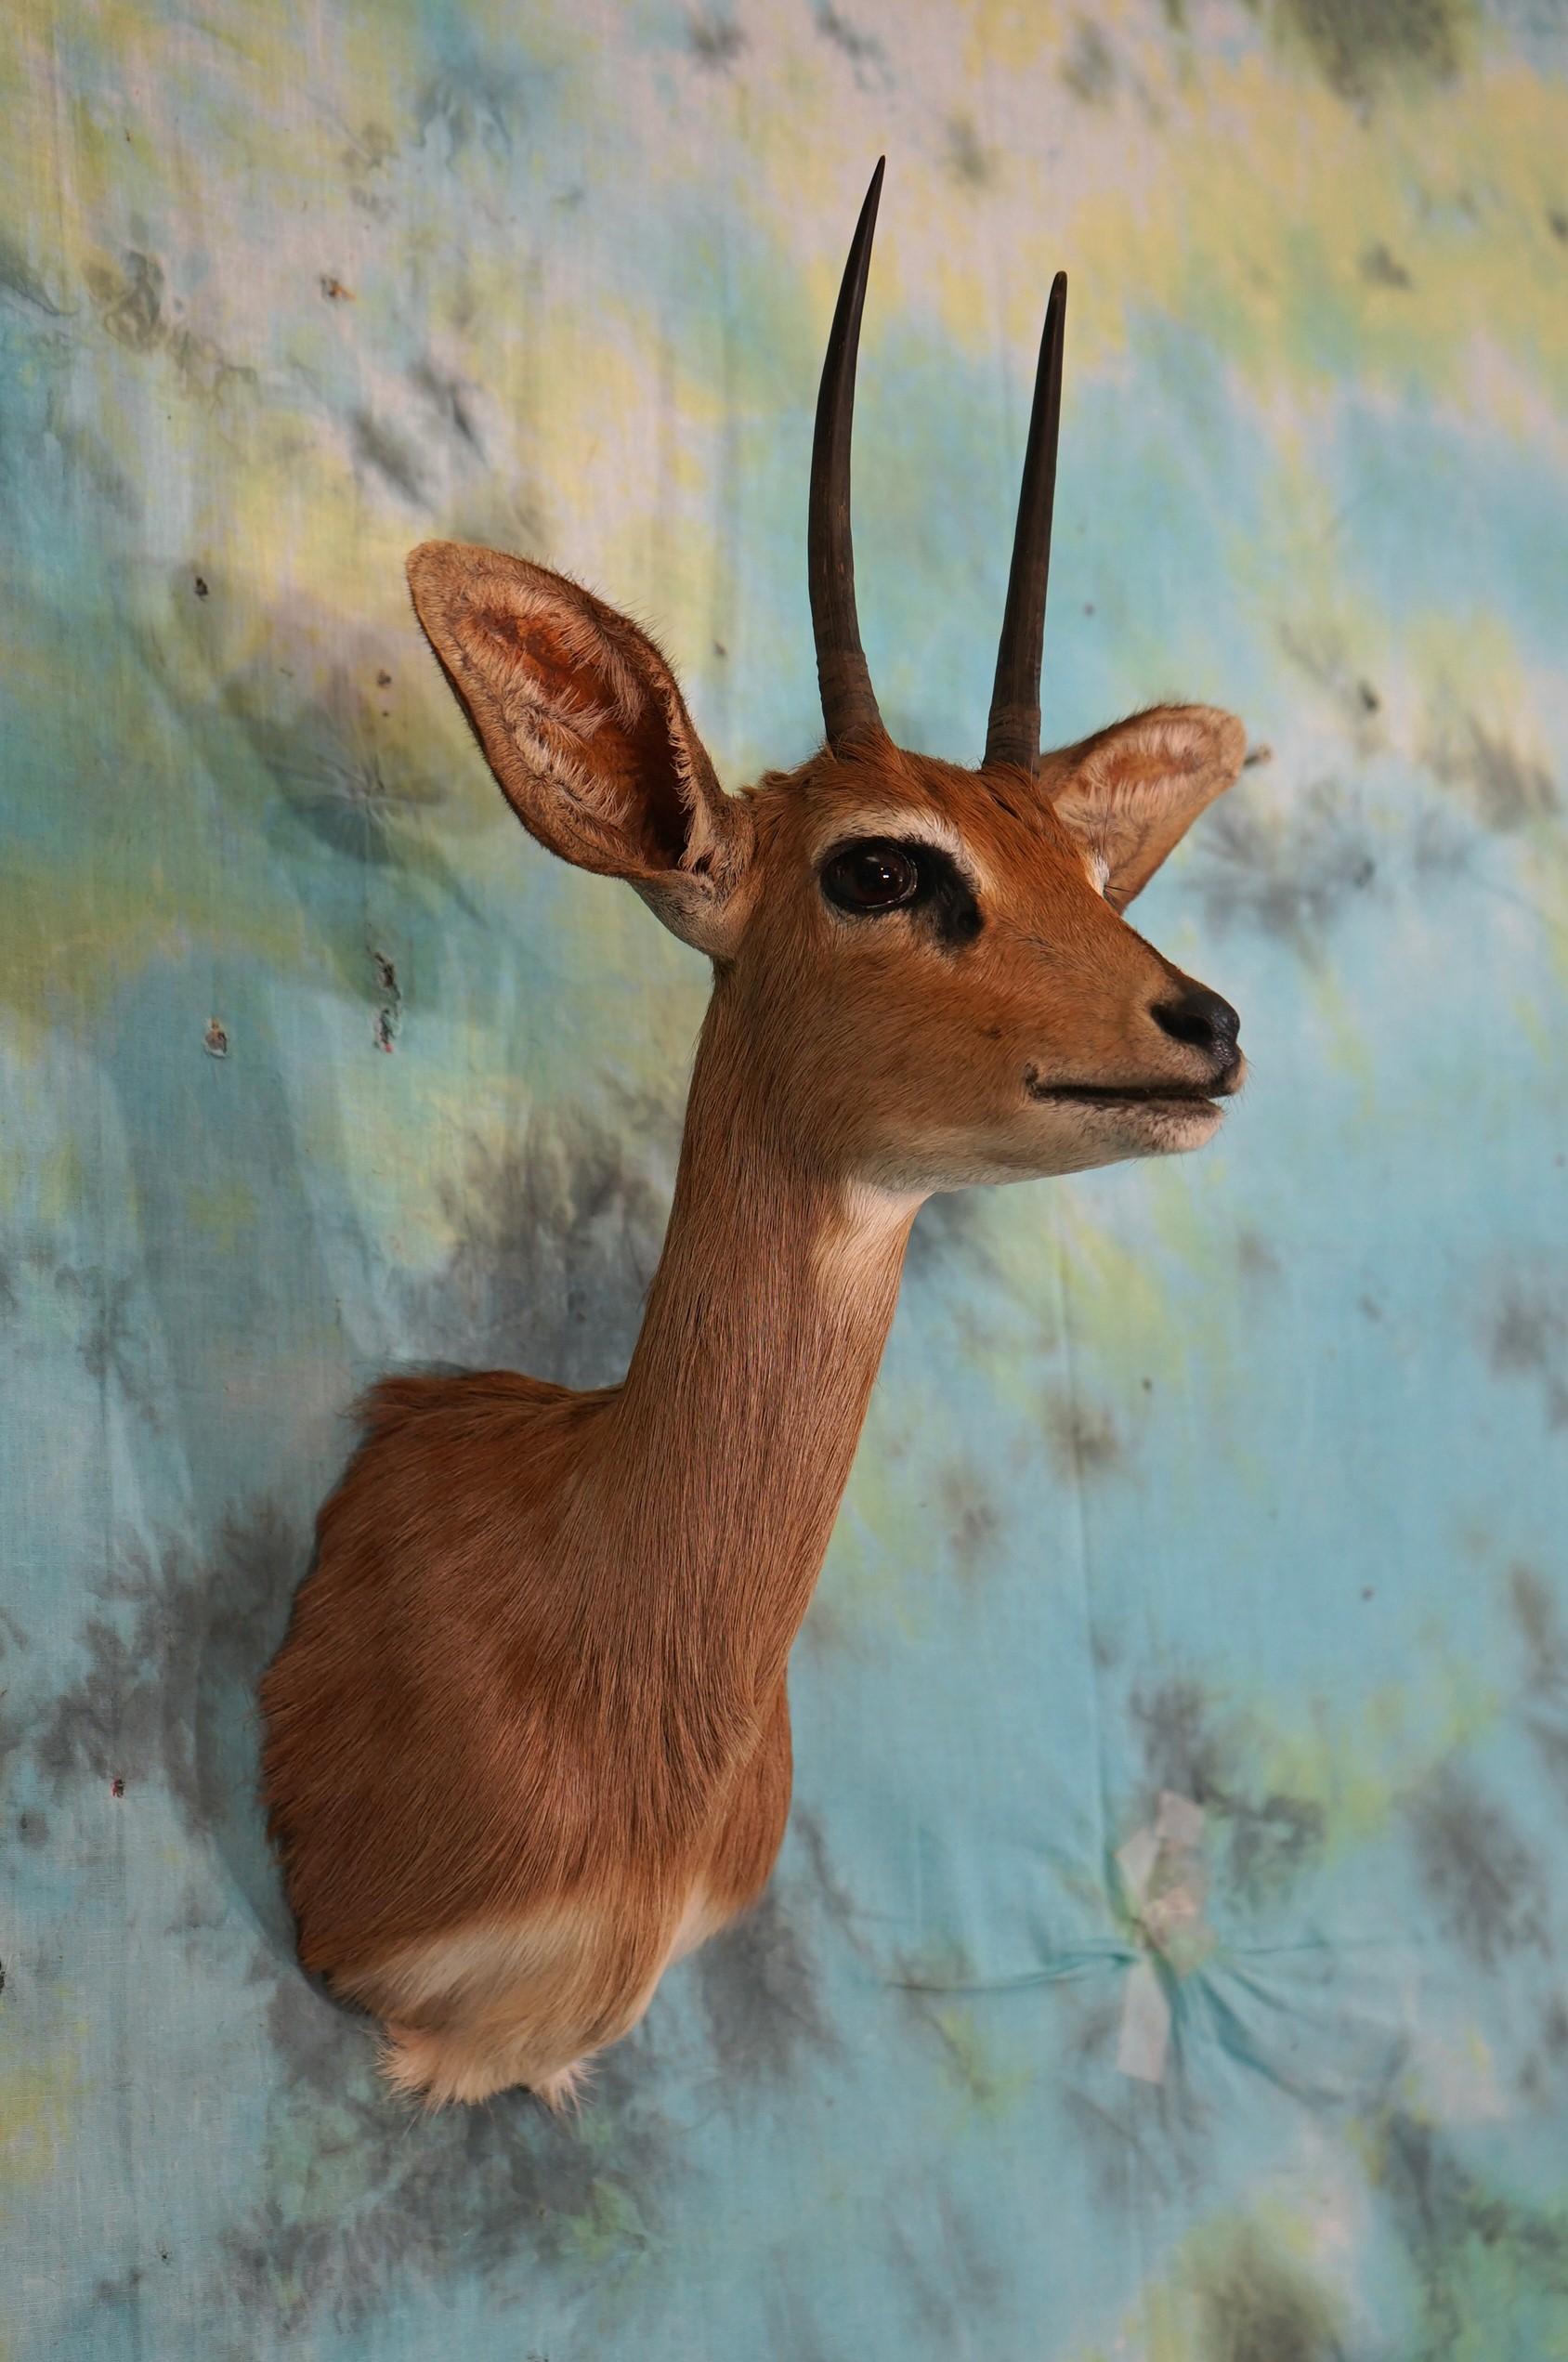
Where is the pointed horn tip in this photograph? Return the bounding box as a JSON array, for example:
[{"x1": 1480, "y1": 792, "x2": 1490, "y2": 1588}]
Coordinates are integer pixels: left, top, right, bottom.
[
  {"x1": 808, "y1": 160, "x2": 889, "y2": 754},
  {"x1": 1045, "y1": 271, "x2": 1067, "y2": 339}
]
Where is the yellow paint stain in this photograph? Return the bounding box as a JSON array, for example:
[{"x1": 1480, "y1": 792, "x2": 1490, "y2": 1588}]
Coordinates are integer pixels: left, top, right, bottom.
[
  {"x1": 0, "y1": 850, "x2": 310, "y2": 1053},
  {"x1": 1245, "y1": 1652, "x2": 1497, "y2": 1860},
  {"x1": 1232, "y1": 437, "x2": 1397, "y2": 706},
  {"x1": 1306, "y1": 965, "x2": 1377, "y2": 1096},
  {"x1": 957, "y1": 0, "x2": 1064, "y2": 83},
  {"x1": 0, "y1": 2032, "x2": 84, "y2": 2212},
  {"x1": 1050, "y1": 1199, "x2": 1193, "y2": 1411},
  {"x1": 824, "y1": 1456, "x2": 938, "y2": 1639},
  {"x1": 184, "y1": 1177, "x2": 257, "y2": 1251},
  {"x1": 33, "y1": 1137, "x2": 87, "y2": 1227},
  {"x1": 921, "y1": 2001, "x2": 1033, "y2": 2118},
  {"x1": 757, "y1": 31, "x2": 1555, "y2": 424}
]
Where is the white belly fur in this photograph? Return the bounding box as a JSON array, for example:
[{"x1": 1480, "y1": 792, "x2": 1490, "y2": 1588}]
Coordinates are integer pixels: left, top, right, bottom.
[{"x1": 345, "y1": 1882, "x2": 723, "y2": 2109}]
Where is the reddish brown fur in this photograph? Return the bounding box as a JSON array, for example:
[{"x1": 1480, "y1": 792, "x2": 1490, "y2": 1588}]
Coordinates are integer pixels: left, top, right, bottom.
[{"x1": 259, "y1": 542, "x2": 1248, "y2": 2107}]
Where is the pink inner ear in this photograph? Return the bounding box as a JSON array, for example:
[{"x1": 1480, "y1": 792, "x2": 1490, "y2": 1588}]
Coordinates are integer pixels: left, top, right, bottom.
[{"x1": 485, "y1": 605, "x2": 692, "y2": 874}]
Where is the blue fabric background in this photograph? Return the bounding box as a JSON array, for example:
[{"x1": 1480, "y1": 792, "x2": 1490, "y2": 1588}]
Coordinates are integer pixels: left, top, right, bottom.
[{"x1": 3, "y1": 2, "x2": 1566, "y2": 2355}]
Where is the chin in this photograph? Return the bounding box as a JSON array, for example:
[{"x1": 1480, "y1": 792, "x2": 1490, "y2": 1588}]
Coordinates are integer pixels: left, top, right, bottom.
[
  {"x1": 1055, "y1": 1101, "x2": 1226, "y2": 1170},
  {"x1": 1117, "y1": 1099, "x2": 1226, "y2": 1157},
  {"x1": 866, "y1": 1101, "x2": 1226, "y2": 1194},
  {"x1": 1017, "y1": 1099, "x2": 1226, "y2": 1181}
]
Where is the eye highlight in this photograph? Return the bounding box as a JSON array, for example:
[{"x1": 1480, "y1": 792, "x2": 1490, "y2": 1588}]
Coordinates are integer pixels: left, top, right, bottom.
[{"x1": 819, "y1": 839, "x2": 922, "y2": 914}]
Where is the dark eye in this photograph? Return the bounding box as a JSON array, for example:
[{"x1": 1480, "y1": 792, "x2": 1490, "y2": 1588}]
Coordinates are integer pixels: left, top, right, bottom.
[{"x1": 820, "y1": 840, "x2": 921, "y2": 914}]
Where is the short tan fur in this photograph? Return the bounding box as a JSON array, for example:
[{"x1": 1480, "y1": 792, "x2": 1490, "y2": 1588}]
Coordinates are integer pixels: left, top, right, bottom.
[{"x1": 260, "y1": 170, "x2": 1249, "y2": 2109}]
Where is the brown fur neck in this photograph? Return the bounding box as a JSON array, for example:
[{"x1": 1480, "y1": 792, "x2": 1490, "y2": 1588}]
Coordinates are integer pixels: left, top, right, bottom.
[{"x1": 607, "y1": 985, "x2": 919, "y2": 1699}]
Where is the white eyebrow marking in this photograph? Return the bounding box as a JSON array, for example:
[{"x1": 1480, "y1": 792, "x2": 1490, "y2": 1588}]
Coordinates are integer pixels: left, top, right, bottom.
[{"x1": 809, "y1": 805, "x2": 987, "y2": 889}]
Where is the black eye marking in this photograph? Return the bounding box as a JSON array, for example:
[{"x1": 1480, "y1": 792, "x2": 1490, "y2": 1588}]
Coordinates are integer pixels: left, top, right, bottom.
[{"x1": 817, "y1": 837, "x2": 983, "y2": 949}]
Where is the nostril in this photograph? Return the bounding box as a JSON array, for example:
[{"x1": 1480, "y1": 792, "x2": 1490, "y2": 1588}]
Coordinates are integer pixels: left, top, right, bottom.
[{"x1": 1152, "y1": 985, "x2": 1241, "y2": 1055}]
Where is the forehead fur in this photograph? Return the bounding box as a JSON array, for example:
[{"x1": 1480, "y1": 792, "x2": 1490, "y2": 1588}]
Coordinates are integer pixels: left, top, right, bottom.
[{"x1": 744, "y1": 741, "x2": 1085, "y2": 891}]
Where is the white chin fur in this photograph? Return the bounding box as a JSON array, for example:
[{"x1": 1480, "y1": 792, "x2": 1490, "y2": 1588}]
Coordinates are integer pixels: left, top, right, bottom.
[{"x1": 871, "y1": 1101, "x2": 1223, "y2": 1192}]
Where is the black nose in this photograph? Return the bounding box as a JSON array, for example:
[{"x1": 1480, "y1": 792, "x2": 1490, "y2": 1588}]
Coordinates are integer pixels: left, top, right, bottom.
[{"x1": 1151, "y1": 980, "x2": 1240, "y2": 1061}]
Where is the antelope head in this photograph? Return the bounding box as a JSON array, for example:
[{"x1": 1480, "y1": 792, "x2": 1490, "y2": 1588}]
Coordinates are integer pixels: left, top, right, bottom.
[{"x1": 408, "y1": 162, "x2": 1247, "y2": 1197}]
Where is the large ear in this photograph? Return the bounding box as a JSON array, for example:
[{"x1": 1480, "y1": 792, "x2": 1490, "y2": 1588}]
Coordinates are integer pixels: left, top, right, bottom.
[
  {"x1": 1047, "y1": 704, "x2": 1248, "y2": 910},
  {"x1": 407, "y1": 540, "x2": 754, "y2": 956}
]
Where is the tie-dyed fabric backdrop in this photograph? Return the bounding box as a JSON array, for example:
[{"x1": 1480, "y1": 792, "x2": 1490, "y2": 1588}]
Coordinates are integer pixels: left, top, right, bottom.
[{"x1": 4, "y1": 2, "x2": 1567, "y2": 2355}]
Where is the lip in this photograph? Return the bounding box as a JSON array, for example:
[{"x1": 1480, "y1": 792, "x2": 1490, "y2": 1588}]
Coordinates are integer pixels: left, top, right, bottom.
[{"x1": 1023, "y1": 1060, "x2": 1244, "y2": 1113}]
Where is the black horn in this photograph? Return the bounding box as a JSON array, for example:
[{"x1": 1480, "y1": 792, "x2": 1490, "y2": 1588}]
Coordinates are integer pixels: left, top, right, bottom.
[
  {"x1": 809, "y1": 160, "x2": 886, "y2": 754},
  {"x1": 984, "y1": 270, "x2": 1067, "y2": 775}
]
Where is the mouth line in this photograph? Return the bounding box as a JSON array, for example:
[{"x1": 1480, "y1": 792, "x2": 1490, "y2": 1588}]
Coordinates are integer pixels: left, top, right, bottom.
[{"x1": 1024, "y1": 1071, "x2": 1227, "y2": 1109}]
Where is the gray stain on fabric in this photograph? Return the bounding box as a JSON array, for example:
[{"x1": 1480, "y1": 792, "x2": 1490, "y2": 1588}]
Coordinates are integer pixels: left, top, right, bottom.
[
  {"x1": 1062, "y1": 19, "x2": 1117, "y2": 104},
  {"x1": 413, "y1": 51, "x2": 542, "y2": 163},
  {"x1": 220, "y1": 1926, "x2": 681, "y2": 2333},
  {"x1": 1483, "y1": 1275, "x2": 1568, "y2": 1431},
  {"x1": 1131, "y1": 1677, "x2": 1326, "y2": 1904},
  {"x1": 1518, "y1": 1993, "x2": 1568, "y2": 2107},
  {"x1": 1228, "y1": 1790, "x2": 1326, "y2": 1897},
  {"x1": 903, "y1": 1187, "x2": 986, "y2": 1275},
  {"x1": 1507, "y1": 1564, "x2": 1568, "y2": 1808},
  {"x1": 1062, "y1": 2016, "x2": 1217, "y2": 2206},
  {"x1": 1190, "y1": 777, "x2": 1379, "y2": 948},
  {"x1": 30, "y1": 1503, "x2": 298, "y2": 1852},
  {"x1": 694, "y1": 1888, "x2": 837, "y2": 2081},
  {"x1": 350, "y1": 410, "x2": 429, "y2": 506},
  {"x1": 938, "y1": 1461, "x2": 1003, "y2": 1576},
  {"x1": 371, "y1": 947, "x2": 401, "y2": 1051},
  {"x1": 408, "y1": 358, "x2": 484, "y2": 458},
  {"x1": 85, "y1": 251, "x2": 165, "y2": 351},
  {"x1": 82, "y1": 250, "x2": 255, "y2": 402},
  {"x1": 77, "y1": 1269, "x2": 161, "y2": 1427},
  {"x1": 813, "y1": 2, "x2": 890, "y2": 86},
  {"x1": 403, "y1": 1106, "x2": 675, "y2": 1390},
  {"x1": 686, "y1": 9, "x2": 745, "y2": 68},
  {"x1": 885, "y1": 2186, "x2": 1007, "y2": 2344},
  {"x1": 1132, "y1": 1677, "x2": 1228, "y2": 1803},
  {"x1": 1046, "y1": 1393, "x2": 1124, "y2": 1483},
  {"x1": 1408, "y1": 1768, "x2": 1548, "y2": 1967},
  {"x1": 1428, "y1": 715, "x2": 1559, "y2": 831},
  {"x1": 1509, "y1": 1563, "x2": 1568, "y2": 1696},
  {"x1": 1235, "y1": 1231, "x2": 1283, "y2": 1285},
  {"x1": 945, "y1": 116, "x2": 991, "y2": 185},
  {"x1": 0, "y1": 228, "x2": 72, "y2": 315},
  {"x1": 1191, "y1": 2224, "x2": 1348, "y2": 2362},
  {"x1": 791, "y1": 1807, "x2": 869, "y2": 1961},
  {"x1": 1278, "y1": 621, "x2": 1390, "y2": 749},
  {"x1": 1487, "y1": 1287, "x2": 1565, "y2": 1375},
  {"x1": 1375, "y1": 2108, "x2": 1568, "y2": 2355},
  {"x1": 1360, "y1": 242, "x2": 1413, "y2": 287},
  {"x1": 219, "y1": 664, "x2": 467, "y2": 907},
  {"x1": 1261, "y1": 0, "x2": 1473, "y2": 106},
  {"x1": 764, "y1": 2283, "x2": 845, "y2": 2362}
]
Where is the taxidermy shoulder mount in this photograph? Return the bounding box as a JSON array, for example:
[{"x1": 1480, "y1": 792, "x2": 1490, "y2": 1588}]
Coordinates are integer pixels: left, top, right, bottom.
[{"x1": 261, "y1": 161, "x2": 1248, "y2": 2110}]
